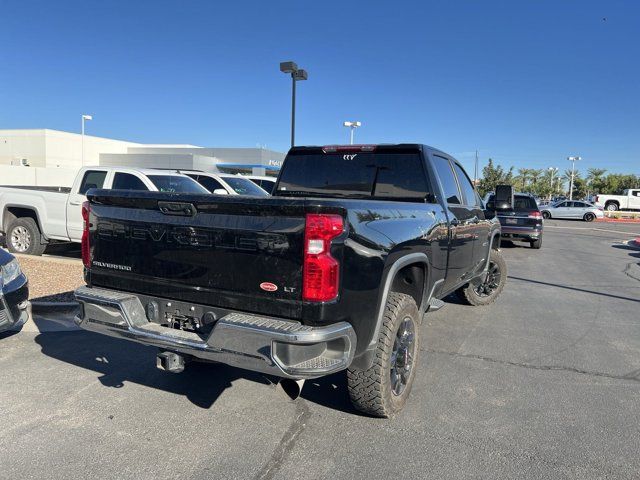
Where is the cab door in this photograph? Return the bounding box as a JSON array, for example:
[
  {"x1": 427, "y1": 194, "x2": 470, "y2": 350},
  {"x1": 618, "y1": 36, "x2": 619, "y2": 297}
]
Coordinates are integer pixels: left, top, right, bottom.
[
  {"x1": 432, "y1": 155, "x2": 476, "y2": 291},
  {"x1": 66, "y1": 169, "x2": 108, "y2": 242},
  {"x1": 629, "y1": 190, "x2": 640, "y2": 209},
  {"x1": 451, "y1": 161, "x2": 490, "y2": 274}
]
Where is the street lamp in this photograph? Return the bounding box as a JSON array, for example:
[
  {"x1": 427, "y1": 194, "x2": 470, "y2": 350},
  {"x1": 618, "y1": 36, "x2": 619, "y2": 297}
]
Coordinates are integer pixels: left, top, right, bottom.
[
  {"x1": 343, "y1": 121, "x2": 361, "y2": 145},
  {"x1": 548, "y1": 167, "x2": 558, "y2": 200},
  {"x1": 280, "y1": 61, "x2": 308, "y2": 148},
  {"x1": 567, "y1": 156, "x2": 581, "y2": 200},
  {"x1": 81, "y1": 114, "x2": 93, "y2": 166}
]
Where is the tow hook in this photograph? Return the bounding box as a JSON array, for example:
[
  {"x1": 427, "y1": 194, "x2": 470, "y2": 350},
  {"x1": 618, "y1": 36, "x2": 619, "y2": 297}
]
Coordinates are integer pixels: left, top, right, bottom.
[{"x1": 156, "y1": 351, "x2": 186, "y2": 373}]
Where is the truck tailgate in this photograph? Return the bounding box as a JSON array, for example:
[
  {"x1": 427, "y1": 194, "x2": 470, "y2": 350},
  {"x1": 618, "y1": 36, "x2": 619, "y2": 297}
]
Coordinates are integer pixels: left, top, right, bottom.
[{"x1": 87, "y1": 192, "x2": 311, "y2": 319}]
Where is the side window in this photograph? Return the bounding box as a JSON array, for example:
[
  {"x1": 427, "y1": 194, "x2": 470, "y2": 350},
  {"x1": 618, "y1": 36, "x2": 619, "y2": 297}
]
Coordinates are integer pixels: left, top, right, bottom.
[
  {"x1": 452, "y1": 162, "x2": 480, "y2": 206},
  {"x1": 374, "y1": 153, "x2": 430, "y2": 200},
  {"x1": 432, "y1": 156, "x2": 462, "y2": 205},
  {"x1": 556, "y1": 202, "x2": 567, "y2": 208},
  {"x1": 632, "y1": 191, "x2": 640, "y2": 197},
  {"x1": 112, "y1": 173, "x2": 148, "y2": 191},
  {"x1": 79, "y1": 170, "x2": 107, "y2": 194},
  {"x1": 195, "y1": 175, "x2": 225, "y2": 192}
]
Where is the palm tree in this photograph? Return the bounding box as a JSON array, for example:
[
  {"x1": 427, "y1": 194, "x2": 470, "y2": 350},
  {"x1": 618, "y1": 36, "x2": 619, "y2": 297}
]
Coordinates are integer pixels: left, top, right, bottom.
[
  {"x1": 518, "y1": 168, "x2": 531, "y2": 190},
  {"x1": 586, "y1": 168, "x2": 607, "y2": 195},
  {"x1": 564, "y1": 169, "x2": 581, "y2": 196}
]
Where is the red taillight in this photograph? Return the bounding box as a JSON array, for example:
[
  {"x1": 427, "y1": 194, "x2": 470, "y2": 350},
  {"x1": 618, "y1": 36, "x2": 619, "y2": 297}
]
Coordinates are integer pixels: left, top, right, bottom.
[
  {"x1": 528, "y1": 211, "x2": 543, "y2": 219},
  {"x1": 81, "y1": 201, "x2": 91, "y2": 268},
  {"x1": 303, "y1": 214, "x2": 344, "y2": 302},
  {"x1": 595, "y1": 195, "x2": 599, "y2": 203}
]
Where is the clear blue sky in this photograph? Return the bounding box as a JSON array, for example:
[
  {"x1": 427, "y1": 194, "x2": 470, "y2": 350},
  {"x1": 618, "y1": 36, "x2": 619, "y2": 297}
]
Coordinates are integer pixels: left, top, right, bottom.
[{"x1": 1, "y1": 0, "x2": 638, "y2": 175}]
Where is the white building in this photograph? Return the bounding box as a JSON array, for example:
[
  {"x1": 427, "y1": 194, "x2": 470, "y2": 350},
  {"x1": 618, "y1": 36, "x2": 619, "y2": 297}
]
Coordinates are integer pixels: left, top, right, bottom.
[{"x1": 0, "y1": 129, "x2": 285, "y2": 186}]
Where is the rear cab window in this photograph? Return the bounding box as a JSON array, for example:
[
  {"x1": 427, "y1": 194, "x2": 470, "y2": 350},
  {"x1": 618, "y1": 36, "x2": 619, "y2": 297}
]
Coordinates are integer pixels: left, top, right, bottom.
[
  {"x1": 275, "y1": 147, "x2": 432, "y2": 201},
  {"x1": 486, "y1": 194, "x2": 538, "y2": 211}
]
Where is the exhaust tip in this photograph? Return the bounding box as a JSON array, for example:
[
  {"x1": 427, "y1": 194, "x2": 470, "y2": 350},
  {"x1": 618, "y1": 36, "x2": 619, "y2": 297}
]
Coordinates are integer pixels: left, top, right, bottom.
[{"x1": 276, "y1": 379, "x2": 305, "y2": 401}]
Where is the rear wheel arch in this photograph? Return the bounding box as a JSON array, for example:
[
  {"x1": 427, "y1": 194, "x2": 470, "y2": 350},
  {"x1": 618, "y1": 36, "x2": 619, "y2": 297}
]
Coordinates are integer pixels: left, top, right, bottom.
[
  {"x1": 352, "y1": 253, "x2": 430, "y2": 370},
  {"x1": 3, "y1": 205, "x2": 42, "y2": 234},
  {"x1": 605, "y1": 200, "x2": 619, "y2": 211}
]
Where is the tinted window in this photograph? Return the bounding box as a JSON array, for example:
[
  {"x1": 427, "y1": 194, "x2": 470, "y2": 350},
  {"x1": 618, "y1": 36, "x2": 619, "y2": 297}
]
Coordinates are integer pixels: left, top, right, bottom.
[
  {"x1": 148, "y1": 175, "x2": 208, "y2": 193},
  {"x1": 259, "y1": 179, "x2": 276, "y2": 193},
  {"x1": 277, "y1": 151, "x2": 430, "y2": 200},
  {"x1": 432, "y1": 156, "x2": 461, "y2": 204},
  {"x1": 452, "y1": 162, "x2": 479, "y2": 206},
  {"x1": 112, "y1": 173, "x2": 148, "y2": 191},
  {"x1": 192, "y1": 175, "x2": 224, "y2": 193},
  {"x1": 223, "y1": 177, "x2": 269, "y2": 196},
  {"x1": 79, "y1": 170, "x2": 107, "y2": 194},
  {"x1": 485, "y1": 194, "x2": 536, "y2": 211},
  {"x1": 555, "y1": 202, "x2": 568, "y2": 208}
]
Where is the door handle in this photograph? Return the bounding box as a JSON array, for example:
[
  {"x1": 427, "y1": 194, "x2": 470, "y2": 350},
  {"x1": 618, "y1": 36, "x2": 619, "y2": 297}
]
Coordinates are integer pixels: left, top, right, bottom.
[{"x1": 69, "y1": 201, "x2": 81, "y2": 206}]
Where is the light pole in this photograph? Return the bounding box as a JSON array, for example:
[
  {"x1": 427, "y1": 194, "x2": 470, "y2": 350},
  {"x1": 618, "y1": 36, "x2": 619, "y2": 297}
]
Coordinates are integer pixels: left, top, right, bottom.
[
  {"x1": 81, "y1": 114, "x2": 93, "y2": 166},
  {"x1": 567, "y1": 156, "x2": 581, "y2": 200},
  {"x1": 343, "y1": 121, "x2": 361, "y2": 144},
  {"x1": 548, "y1": 167, "x2": 558, "y2": 200},
  {"x1": 280, "y1": 61, "x2": 308, "y2": 148}
]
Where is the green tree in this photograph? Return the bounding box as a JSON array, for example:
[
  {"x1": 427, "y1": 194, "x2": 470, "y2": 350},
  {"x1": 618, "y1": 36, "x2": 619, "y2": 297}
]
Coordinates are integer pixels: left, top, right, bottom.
[
  {"x1": 478, "y1": 159, "x2": 514, "y2": 196},
  {"x1": 586, "y1": 168, "x2": 607, "y2": 195}
]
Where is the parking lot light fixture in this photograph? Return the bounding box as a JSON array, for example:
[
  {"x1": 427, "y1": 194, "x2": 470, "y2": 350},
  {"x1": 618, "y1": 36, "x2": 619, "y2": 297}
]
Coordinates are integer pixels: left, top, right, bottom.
[
  {"x1": 81, "y1": 114, "x2": 93, "y2": 166},
  {"x1": 548, "y1": 167, "x2": 559, "y2": 198},
  {"x1": 280, "y1": 61, "x2": 308, "y2": 148},
  {"x1": 567, "y1": 156, "x2": 581, "y2": 200},
  {"x1": 343, "y1": 121, "x2": 362, "y2": 145}
]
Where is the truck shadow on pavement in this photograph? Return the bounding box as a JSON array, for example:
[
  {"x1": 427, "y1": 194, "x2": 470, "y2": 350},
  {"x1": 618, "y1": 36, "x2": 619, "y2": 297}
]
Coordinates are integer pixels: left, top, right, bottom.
[{"x1": 34, "y1": 330, "x2": 358, "y2": 414}]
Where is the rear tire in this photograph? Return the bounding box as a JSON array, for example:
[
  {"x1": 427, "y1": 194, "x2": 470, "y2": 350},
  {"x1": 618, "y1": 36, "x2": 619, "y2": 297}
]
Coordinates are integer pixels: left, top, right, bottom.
[
  {"x1": 6, "y1": 218, "x2": 47, "y2": 256},
  {"x1": 457, "y1": 249, "x2": 507, "y2": 306},
  {"x1": 605, "y1": 202, "x2": 618, "y2": 211},
  {"x1": 530, "y1": 236, "x2": 542, "y2": 249},
  {"x1": 584, "y1": 212, "x2": 596, "y2": 222},
  {"x1": 542, "y1": 211, "x2": 551, "y2": 219},
  {"x1": 347, "y1": 292, "x2": 421, "y2": 418}
]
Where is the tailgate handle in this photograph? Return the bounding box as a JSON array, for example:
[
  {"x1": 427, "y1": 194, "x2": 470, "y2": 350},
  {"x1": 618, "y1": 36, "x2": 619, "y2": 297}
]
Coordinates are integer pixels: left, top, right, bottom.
[{"x1": 158, "y1": 201, "x2": 197, "y2": 216}]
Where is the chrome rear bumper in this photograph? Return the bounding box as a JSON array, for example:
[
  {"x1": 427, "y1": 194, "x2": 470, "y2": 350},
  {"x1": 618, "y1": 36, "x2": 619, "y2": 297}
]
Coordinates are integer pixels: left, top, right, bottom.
[{"x1": 74, "y1": 286, "x2": 356, "y2": 380}]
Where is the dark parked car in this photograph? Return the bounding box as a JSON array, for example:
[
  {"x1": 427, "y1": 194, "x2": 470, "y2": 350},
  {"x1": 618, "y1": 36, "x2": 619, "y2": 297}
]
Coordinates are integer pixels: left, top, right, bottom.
[
  {"x1": 75, "y1": 143, "x2": 506, "y2": 417},
  {"x1": 485, "y1": 192, "x2": 543, "y2": 248},
  {"x1": 0, "y1": 249, "x2": 30, "y2": 333}
]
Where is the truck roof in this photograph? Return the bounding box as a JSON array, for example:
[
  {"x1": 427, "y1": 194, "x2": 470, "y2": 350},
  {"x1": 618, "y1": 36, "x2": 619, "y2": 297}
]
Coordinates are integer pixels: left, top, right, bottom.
[{"x1": 289, "y1": 143, "x2": 452, "y2": 158}]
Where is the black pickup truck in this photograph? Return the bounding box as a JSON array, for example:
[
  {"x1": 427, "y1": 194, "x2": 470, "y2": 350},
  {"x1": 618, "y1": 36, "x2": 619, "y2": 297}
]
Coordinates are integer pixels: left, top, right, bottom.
[{"x1": 75, "y1": 144, "x2": 505, "y2": 417}]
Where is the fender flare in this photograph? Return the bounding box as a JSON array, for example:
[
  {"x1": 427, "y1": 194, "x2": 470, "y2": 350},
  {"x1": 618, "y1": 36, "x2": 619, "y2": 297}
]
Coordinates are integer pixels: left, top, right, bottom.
[
  {"x1": 2, "y1": 204, "x2": 45, "y2": 237},
  {"x1": 351, "y1": 252, "x2": 430, "y2": 370}
]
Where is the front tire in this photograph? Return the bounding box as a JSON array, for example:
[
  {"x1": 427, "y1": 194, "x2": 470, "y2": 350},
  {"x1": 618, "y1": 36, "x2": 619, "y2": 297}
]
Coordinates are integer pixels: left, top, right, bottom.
[
  {"x1": 584, "y1": 212, "x2": 596, "y2": 222},
  {"x1": 6, "y1": 218, "x2": 47, "y2": 256},
  {"x1": 347, "y1": 292, "x2": 420, "y2": 418},
  {"x1": 457, "y1": 249, "x2": 507, "y2": 306},
  {"x1": 542, "y1": 211, "x2": 551, "y2": 219}
]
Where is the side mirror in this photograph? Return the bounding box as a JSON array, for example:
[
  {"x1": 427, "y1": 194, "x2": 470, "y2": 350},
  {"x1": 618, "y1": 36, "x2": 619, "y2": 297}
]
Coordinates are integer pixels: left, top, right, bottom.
[{"x1": 212, "y1": 189, "x2": 229, "y2": 195}]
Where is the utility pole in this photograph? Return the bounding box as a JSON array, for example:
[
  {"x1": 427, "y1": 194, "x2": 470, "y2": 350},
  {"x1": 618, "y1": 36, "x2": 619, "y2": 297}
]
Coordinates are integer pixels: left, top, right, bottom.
[
  {"x1": 567, "y1": 156, "x2": 581, "y2": 200},
  {"x1": 474, "y1": 150, "x2": 479, "y2": 186}
]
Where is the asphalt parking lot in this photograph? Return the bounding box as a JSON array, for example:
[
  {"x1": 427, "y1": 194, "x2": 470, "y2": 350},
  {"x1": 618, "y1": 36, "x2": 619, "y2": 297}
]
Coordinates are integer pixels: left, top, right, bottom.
[{"x1": 1, "y1": 220, "x2": 639, "y2": 479}]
